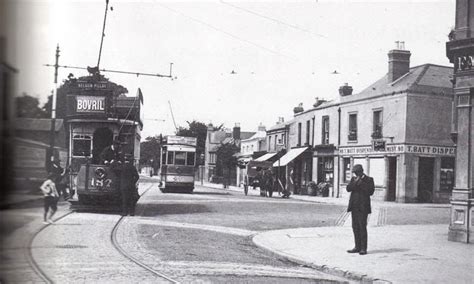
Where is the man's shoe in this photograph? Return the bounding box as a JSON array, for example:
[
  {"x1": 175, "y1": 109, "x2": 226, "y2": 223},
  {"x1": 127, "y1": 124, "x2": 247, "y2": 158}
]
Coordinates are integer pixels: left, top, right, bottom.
[
  {"x1": 359, "y1": 251, "x2": 367, "y2": 255},
  {"x1": 347, "y1": 248, "x2": 360, "y2": 253}
]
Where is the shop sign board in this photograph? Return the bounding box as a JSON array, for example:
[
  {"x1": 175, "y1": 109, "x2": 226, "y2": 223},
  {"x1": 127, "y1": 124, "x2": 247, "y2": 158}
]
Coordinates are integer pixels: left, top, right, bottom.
[{"x1": 339, "y1": 144, "x2": 455, "y2": 156}]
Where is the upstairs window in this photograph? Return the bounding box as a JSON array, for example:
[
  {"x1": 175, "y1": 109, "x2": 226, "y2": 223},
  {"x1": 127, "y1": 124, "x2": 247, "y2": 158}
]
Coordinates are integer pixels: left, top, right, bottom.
[
  {"x1": 372, "y1": 110, "x2": 383, "y2": 139},
  {"x1": 298, "y1": 123, "x2": 302, "y2": 146},
  {"x1": 305, "y1": 120, "x2": 310, "y2": 145},
  {"x1": 348, "y1": 113, "x2": 358, "y2": 141},
  {"x1": 268, "y1": 136, "x2": 272, "y2": 151},
  {"x1": 322, "y1": 116, "x2": 330, "y2": 144}
]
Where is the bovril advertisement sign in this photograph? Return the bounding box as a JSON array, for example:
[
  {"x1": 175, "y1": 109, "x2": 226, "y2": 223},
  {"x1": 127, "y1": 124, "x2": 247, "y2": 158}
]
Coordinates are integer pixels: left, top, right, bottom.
[{"x1": 76, "y1": 96, "x2": 106, "y2": 113}]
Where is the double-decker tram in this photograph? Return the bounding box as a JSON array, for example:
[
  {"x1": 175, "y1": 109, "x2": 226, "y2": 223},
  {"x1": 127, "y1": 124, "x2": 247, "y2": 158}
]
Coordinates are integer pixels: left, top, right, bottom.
[
  {"x1": 159, "y1": 136, "x2": 197, "y2": 193},
  {"x1": 65, "y1": 74, "x2": 143, "y2": 205}
]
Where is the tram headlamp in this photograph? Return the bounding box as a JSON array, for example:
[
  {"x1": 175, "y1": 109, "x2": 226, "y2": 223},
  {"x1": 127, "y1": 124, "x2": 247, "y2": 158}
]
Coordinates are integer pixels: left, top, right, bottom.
[{"x1": 95, "y1": 167, "x2": 107, "y2": 179}]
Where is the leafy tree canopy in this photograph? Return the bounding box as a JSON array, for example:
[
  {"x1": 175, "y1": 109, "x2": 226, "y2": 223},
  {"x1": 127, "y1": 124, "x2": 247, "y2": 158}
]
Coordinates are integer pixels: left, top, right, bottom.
[
  {"x1": 215, "y1": 142, "x2": 239, "y2": 176},
  {"x1": 176, "y1": 120, "x2": 208, "y2": 166},
  {"x1": 15, "y1": 93, "x2": 49, "y2": 118},
  {"x1": 140, "y1": 135, "x2": 162, "y2": 172}
]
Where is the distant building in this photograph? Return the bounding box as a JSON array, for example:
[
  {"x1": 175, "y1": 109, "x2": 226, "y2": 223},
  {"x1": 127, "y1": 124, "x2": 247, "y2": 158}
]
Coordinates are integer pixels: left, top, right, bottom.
[
  {"x1": 274, "y1": 45, "x2": 455, "y2": 203},
  {"x1": 13, "y1": 118, "x2": 67, "y2": 188},
  {"x1": 204, "y1": 123, "x2": 254, "y2": 184},
  {"x1": 235, "y1": 124, "x2": 267, "y2": 186}
]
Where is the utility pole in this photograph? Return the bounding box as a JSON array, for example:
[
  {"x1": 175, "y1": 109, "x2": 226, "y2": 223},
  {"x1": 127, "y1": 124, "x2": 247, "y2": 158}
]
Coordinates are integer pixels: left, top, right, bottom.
[{"x1": 48, "y1": 44, "x2": 60, "y2": 171}]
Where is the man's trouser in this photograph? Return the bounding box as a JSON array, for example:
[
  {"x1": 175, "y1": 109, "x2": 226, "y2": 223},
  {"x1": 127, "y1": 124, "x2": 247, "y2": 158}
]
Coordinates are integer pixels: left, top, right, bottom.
[{"x1": 351, "y1": 210, "x2": 368, "y2": 251}]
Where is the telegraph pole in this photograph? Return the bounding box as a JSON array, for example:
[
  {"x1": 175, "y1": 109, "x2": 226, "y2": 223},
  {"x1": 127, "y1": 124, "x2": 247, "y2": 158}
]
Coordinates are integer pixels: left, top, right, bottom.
[{"x1": 48, "y1": 44, "x2": 60, "y2": 171}]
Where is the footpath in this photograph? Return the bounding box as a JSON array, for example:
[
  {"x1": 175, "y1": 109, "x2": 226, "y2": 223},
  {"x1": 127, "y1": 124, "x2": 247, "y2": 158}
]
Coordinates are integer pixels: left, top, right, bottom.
[{"x1": 199, "y1": 181, "x2": 474, "y2": 284}]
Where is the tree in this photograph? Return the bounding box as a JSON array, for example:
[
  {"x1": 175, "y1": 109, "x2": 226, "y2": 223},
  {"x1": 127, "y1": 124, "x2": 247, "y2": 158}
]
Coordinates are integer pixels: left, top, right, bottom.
[
  {"x1": 15, "y1": 93, "x2": 49, "y2": 118},
  {"x1": 139, "y1": 135, "x2": 162, "y2": 174},
  {"x1": 176, "y1": 120, "x2": 208, "y2": 167},
  {"x1": 215, "y1": 142, "x2": 239, "y2": 187}
]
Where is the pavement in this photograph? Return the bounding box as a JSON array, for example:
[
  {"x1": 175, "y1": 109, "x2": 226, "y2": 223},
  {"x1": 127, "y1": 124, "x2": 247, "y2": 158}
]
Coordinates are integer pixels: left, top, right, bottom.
[{"x1": 200, "y1": 181, "x2": 473, "y2": 284}]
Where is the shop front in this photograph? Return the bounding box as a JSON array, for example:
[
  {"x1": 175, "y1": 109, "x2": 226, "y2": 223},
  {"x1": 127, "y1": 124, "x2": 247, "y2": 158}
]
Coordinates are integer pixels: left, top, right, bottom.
[{"x1": 339, "y1": 144, "x2": 456, "y2": 203}]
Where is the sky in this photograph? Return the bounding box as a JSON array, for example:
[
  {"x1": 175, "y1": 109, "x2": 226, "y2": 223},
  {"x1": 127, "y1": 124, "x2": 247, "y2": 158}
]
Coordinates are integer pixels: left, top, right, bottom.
[{"x1": 5, "y1": 0, "x2": 455, "y2": 139}]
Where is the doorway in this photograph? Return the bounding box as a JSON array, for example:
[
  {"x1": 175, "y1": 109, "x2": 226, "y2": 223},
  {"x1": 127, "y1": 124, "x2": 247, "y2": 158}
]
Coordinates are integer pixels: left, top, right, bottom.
[
  {"x1": 417, "y1": 157, "x2": 435, "y2": 203},
  {"x1": 387, "y1": 157, "x2": 397, "y2": 201},
  {"x1": 92, "y1": 127, "x2": 113, "y2": 164}
]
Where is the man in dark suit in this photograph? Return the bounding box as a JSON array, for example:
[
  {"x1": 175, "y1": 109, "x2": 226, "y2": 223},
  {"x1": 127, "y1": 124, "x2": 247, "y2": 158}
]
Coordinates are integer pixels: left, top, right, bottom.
[
  {"x1": 100, "y1": 139, "x2": 123, "y2": 165},
  {"x1": 346, "y1": 164, "x2": 375, "y2": 255},
  {"x1": 120, "y1": 155, "x2": 139, "y2": 216}
]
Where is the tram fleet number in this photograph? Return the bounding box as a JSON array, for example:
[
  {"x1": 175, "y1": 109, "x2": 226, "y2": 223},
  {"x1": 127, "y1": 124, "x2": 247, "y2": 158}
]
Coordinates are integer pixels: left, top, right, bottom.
[{"x1": 90, "y1": 178, "x2": 112, "y2": 189}]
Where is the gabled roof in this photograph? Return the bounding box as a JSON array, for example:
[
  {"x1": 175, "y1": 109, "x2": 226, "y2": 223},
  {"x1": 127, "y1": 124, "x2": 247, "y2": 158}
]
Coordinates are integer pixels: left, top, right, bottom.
[
  {"x1": 341, "y1": 64, "x2": 453, "y2": 103},
  {"x1": 241, "y1": 131, "x2": 256, "y2": 140},
  {"x1": 242, "y1": 131, "x2": 266, "y2": 142},
  {"x1": 15, "y1": 118, "x2": 64, "y2": 132}
]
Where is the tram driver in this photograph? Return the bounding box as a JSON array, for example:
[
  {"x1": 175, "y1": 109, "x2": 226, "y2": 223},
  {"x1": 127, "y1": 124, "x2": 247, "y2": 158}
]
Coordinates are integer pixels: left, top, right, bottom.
[{"x1": 100, "y1": 138, "x2": 123, "y2": 166}]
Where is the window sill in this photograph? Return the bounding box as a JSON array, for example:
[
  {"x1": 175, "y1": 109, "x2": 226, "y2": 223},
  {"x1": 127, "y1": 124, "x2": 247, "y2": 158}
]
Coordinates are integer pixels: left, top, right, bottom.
[{"x1": 347, "y1": 140, "x2": 358, "y2": 144}]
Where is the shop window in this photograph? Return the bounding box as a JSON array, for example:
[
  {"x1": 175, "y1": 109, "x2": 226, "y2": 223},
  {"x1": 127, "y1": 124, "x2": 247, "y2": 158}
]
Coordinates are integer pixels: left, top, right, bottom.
[
  {"x1": 440, "y1": 157, "x2": 455, "y2": 191},
  {"x1": 343, "y1": 158, "x2": 351, "y2": 183},
  {"x1": 372, "y1": 109, "x2": 383, "y2": 139},
  {"x1": 322, "y1": 116, "x2": 330, "y2": 144},
  {"x1": 348, "y1": 113, "x2": 358, "y2": 141},
  {"x1": 209, "y1": 152, "x2": 216, "y2": 164},
  {"x1": 186, "y1": 152, "x2": 195, "y2": 166},
  {"x1": 72, "y1": 135, "x2": 92, "y2": 157}
]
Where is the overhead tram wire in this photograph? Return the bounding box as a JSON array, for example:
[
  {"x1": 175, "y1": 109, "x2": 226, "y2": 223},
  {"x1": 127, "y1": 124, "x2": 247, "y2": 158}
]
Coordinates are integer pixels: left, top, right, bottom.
[
  {"x1": 43, "y1": 64, "x2": 174, "y2": 78},
  {"x1": 220, "y1": 0, "x2": 327, "y2": 39},
  {"x1": 155, "y1": 2, "x2": 295, "y2": 61}
]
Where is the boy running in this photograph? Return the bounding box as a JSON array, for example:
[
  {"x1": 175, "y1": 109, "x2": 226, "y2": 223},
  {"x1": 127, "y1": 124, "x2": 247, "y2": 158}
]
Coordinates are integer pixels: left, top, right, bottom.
[{"x1": 40, "y1": 173, "x2": 59, "y2": 224}]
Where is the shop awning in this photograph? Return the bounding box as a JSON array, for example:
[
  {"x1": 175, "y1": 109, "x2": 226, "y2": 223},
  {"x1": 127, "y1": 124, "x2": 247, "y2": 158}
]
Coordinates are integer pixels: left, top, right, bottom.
[
  {"x1": 254, "y1": 152, "x2": 277, "y2": 162},
  {"x1": 273, "y1": 147, "x2": 308, "y2": 167}
]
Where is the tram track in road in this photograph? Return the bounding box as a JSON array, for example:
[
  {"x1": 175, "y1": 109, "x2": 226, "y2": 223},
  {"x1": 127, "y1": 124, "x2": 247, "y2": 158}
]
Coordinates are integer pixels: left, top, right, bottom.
[
  {"x1": 26, "y1": 211, "x2": 74, "y2": 284},
  {"x1": 111, "y1": 216, "x2": 179, "y2": 283},
  {"x1": 109, "y1": 181, "x2": 179, "y2": 283},
  {"x1": 27, "y1": 182, "x2": 161, "y2": 283}
]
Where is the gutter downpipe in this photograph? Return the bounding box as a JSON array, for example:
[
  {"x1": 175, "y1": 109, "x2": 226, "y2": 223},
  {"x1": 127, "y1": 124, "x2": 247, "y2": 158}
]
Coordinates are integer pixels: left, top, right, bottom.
[{"x1": 337, "y1": 107, "x2": 341, "y2": 198}]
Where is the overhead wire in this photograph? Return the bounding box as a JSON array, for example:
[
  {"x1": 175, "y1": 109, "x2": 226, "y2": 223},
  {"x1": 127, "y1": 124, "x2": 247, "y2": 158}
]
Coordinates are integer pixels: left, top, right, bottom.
[
  {"x1": 220, "y1": 0, "x2": 327, "y2": 39},
  {"x1": 155, "y1": 2, "x2": 296, "y2": 61}
]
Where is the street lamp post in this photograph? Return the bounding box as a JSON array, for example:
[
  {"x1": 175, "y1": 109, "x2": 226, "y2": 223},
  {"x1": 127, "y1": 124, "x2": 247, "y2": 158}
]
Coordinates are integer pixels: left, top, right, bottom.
[
  {"x1": 200, "y1": 153, "x2": 205, "y2": 185},
  {"x1": 48, "y1": 44, "x2": 60, "y2": 171}
]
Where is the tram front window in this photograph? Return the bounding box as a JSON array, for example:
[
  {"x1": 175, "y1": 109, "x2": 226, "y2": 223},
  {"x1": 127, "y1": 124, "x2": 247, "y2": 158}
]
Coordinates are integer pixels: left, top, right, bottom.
[
  {"x1": 167, "y1": 151, "x2": 174, "y2": 165},
  {"x1": 175, "y1": 152, "x2": 186, "y2": 165},
  {"x1": 72, "y1": 135, "x2": 92, "y2": 157},
  {"x1": 186, "y1": 152, "x2": 195, "y2": 166}
]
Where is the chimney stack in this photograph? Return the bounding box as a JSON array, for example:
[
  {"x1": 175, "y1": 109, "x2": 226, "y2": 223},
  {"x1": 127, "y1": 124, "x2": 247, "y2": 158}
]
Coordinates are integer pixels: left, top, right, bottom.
[
  {"x1": 293, "y1": 103, "x2": 304, "y2": 114},
  {"x1": 277, "y1": 117, "x2": 285, "y2": 124},
  {"x1": 233, "y1": 122, "x2": 241, "y2": 140},
  {"x1": 339, "y1": 83, "x2": 353, "y2": 96},
  {"x1": 388, "y1": 41, "x2": 411, "y2": 82},
  {"x1": 257, "y1": 123, "x2": 266, "y2": 132}
]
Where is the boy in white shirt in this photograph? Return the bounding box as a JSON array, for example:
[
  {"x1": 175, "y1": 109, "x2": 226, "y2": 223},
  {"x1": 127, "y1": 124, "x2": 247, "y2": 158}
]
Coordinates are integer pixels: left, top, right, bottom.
[{"x1": 40, "y1": 173, "x2": 60, "y2": 224}]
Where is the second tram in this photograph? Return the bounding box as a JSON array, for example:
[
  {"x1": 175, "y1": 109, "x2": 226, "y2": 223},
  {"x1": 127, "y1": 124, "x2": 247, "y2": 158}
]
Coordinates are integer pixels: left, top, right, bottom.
[{"x1": 159, "y1": 136, "x2": 197, "y2": 193}]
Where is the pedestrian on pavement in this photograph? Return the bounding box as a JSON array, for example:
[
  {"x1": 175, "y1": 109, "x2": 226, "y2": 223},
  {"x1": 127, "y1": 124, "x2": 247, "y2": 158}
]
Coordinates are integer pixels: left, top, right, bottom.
[
  {"x1": 120, "y1": 155, "x2": 140, "y2": 216},
  {"x1": 265, "y1": 169, "x2": 274, "y2": 197},
  {"x1": 40, "y1": 173, "x2": 60, "y2": 224},
  {"x1": 346, "y1": 164, "x2": 375, "y2": 255},
  {"x1": 243, "y1": 172, "x2": 249, "y2": 196},
  {"x1": 256, "y1": 167, "x2": 267, "y2": 197}
]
